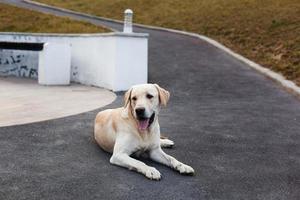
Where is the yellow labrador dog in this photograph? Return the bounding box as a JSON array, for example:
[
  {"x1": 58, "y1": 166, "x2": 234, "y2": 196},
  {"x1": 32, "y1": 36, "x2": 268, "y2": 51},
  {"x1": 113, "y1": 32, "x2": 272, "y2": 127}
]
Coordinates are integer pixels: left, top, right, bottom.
[{"x1": 94, "y1": 83, "x2": 194, "y2": 180}]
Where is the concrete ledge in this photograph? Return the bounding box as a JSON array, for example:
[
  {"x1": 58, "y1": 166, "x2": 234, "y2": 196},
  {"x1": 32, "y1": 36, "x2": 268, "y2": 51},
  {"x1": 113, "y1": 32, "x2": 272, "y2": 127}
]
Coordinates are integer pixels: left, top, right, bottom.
[
  {"x1": 0, "y1": 31, "x2": 148, "y2": 91},
  {"x1": 0, "y1": 31, "x2": 148, "y2": 38}
]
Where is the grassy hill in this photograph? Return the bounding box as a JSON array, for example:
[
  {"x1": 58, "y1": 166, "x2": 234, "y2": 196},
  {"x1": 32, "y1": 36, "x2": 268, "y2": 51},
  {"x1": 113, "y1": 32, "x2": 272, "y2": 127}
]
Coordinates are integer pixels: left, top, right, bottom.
[
  {"x1": 36, "y1": 0, "x2": 300, "y2": 86},
  {"x1": 0, "y1": 3, "x2": 109, "y2": 33}
]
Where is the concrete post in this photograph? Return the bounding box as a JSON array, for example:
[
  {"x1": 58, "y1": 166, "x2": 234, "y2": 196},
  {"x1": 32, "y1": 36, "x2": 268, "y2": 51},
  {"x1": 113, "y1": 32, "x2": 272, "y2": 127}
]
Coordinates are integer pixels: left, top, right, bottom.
[
  {"x1": 123, "y1": 9, "x2": 133, "y2": 33},
  {"x1": 38, "y1": 43, "x2": 71, "y2": 85}
]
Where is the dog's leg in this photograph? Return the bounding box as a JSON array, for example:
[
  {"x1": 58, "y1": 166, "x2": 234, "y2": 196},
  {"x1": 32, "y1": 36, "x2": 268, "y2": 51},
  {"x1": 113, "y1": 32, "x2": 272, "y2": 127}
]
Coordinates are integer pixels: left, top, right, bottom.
[
  {"x1": 160, "y1": 138, "x2": 174, "y2": 148},
  {"x1": 149, "y1": 147, "x2": 195, "y2": 174},
  {"x1": 110, "y1": 153, "x2": 161, "y2": 180}
]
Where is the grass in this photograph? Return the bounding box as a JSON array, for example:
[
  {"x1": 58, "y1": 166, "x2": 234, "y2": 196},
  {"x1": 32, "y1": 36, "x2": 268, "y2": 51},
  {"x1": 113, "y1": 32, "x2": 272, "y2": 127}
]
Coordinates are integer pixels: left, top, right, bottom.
[
  {"x1": 36, "y1": 0, "x2": 300, "y2": 86},
  {"x1": 0, "y1": 3, "x2": 110, "y2": 33}
]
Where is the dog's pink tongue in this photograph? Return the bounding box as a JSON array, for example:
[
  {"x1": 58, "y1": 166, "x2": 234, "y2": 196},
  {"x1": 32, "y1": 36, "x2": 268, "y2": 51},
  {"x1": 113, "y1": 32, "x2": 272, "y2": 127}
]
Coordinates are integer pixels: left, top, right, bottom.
[{"x1": 138, "y1": 119, "x2": 149, "y2": 131}]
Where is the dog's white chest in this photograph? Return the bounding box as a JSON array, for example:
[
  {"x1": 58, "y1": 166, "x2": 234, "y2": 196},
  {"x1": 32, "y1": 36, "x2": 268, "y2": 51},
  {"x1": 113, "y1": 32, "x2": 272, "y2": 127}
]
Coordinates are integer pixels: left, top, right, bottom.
[{"x1": 133, "y1": 133, "x2": 159, "y2": 152}]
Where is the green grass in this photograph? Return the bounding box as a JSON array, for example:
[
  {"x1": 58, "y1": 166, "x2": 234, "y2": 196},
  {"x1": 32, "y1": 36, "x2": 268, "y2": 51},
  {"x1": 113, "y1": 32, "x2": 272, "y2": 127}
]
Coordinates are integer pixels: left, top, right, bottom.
[
  {"x1": 36, "y1": 0, "x2": 300, "y2": 86},
  {"x1": 0, "y1": 3, "x2": 110, "y2": 33}
]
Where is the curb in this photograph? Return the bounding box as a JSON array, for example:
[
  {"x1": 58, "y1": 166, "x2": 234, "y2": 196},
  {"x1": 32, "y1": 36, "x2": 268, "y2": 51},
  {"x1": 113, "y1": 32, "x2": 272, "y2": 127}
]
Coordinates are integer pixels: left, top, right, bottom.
[{"x1": 23, "y1": 0, "x2": 300, "y2": 97}]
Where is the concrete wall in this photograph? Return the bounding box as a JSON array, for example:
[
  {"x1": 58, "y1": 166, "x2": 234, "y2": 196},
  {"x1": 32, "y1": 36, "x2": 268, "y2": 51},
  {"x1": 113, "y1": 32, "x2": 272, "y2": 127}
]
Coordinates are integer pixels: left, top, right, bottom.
[
  {"x1": 38, "y1": 42, "x2": 71, "y2": 85},
  {"x1": 0, "y1": 49, "x2": 38, "y2": 79},
  {"x1": 0, "y1": 32, "x2": 148, "y2": 91}
]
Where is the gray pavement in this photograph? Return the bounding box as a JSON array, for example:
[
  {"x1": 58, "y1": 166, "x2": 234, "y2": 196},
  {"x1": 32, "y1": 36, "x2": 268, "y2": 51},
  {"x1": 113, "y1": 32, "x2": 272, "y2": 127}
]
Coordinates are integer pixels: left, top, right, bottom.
[{"x1": 0, "y1": 1, "x2": 300, "y2": 199}]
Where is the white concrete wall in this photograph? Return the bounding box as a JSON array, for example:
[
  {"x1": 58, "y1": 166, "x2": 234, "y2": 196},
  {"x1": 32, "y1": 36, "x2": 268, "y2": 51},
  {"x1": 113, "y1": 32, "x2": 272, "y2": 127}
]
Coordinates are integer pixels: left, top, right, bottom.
[
  {"x1": 114, "y1": 36, "x2": 148, "y2": 91},
  {"x1": 0, "y1": 32, "x2": 148, "y2": 91},
  {"x1": 38, "y1": 43, "x2": 71, "y2": 85}
]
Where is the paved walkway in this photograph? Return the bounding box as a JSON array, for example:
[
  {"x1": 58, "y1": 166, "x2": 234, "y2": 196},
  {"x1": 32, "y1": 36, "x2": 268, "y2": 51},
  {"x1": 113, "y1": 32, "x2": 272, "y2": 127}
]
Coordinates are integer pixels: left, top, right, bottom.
[
  {"x1": 0, "y1": 1, "x2": 300, "y2": 200},
  {"x1": 0, "y1": 77, "x2": 116, "y2": 127}
]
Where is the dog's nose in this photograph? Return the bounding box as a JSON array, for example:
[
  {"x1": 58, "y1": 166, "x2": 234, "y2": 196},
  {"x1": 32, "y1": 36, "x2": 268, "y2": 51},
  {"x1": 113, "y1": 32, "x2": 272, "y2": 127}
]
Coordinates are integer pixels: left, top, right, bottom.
[{"x1": 135, "y1": 107, "x2": 145, "y2": 117}]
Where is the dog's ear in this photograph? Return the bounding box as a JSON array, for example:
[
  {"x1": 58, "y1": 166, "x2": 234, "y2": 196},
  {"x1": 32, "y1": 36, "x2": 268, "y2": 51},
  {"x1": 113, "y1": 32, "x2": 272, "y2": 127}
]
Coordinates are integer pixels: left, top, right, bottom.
[
  {"x1": 123, "y1": 87, "x2": 133, "y2": 108},
  {"x1": 122, "y1": 88, "x2": 133, "y2": 119},
  {"x1": 154, "y1": 84, "x2": 170, "y2": 107}
]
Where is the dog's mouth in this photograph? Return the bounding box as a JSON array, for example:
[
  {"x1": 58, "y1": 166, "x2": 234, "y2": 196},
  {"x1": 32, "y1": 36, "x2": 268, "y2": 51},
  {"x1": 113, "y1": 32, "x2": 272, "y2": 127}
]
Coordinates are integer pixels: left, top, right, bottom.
[{"x1": 137, "y1": 113, "x2": 155, "y2": 131}]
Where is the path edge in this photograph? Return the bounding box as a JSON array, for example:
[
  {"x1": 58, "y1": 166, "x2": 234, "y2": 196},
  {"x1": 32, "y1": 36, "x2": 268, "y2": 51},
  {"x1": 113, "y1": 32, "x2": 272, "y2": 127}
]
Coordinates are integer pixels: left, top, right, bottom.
[{"x1": 23, "y1": 0, "x2": 300, "y2": 97}]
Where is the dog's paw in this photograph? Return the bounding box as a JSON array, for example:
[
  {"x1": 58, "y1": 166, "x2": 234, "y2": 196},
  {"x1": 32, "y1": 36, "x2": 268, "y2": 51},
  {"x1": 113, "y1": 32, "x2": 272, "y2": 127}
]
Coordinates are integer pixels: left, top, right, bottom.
[
  {"x1": 176, "y1": 163, "x2": 195, "y2": 175},
  {"x1": 144, "y1": 167, "x2": 161, "y2": 180},
  {"x1": 160, "y1": 139, "x2": 175, "y2": 148}
]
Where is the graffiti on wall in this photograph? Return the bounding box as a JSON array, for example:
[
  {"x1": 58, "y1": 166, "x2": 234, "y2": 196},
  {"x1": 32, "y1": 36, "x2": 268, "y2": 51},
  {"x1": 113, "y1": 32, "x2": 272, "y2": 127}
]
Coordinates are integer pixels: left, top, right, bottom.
[
  {"x1": 0, "y1": 50, "x2": 38, "y2": 79},
  {"x1": 72, "y1": 65, "x2": 79, "y2": 82}
]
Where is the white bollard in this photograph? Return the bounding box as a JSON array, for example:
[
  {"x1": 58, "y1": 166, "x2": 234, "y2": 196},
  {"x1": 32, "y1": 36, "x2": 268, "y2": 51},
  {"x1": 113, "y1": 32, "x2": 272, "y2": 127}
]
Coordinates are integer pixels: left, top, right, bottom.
[{"x1": 123, "y1": 9, "x2": 133, "y2": 33}]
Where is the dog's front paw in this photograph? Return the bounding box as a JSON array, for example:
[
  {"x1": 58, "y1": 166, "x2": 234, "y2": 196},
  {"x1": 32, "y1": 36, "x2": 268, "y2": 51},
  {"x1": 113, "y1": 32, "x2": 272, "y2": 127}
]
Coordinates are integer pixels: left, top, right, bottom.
[
  {"x1": 144, "y1": 167, "x2": 161, "y2": 180},
  {"x1": 176, "y1": 163, "x2": 195, "y2": 175},
  {"x1": 160, "y1": 139, "x2": 175, "y2": 148}
]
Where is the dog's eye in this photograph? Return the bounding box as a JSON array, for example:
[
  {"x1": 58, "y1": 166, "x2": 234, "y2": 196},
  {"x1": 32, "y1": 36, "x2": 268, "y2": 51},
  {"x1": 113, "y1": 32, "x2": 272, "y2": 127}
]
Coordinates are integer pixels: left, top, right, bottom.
[
  {"x1": 146, "y1": 94, "x2": 153, "y2": 99},
  {"x1": 132, "y1": 96, "x2": 137, "y2": 101}
]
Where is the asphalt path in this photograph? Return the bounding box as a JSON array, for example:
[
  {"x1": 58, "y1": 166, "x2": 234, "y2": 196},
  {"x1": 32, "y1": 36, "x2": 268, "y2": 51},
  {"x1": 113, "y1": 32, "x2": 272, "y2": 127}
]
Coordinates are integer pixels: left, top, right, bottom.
[{"x1": 0, "y1": 1, "x2": 300, "y2": 199}]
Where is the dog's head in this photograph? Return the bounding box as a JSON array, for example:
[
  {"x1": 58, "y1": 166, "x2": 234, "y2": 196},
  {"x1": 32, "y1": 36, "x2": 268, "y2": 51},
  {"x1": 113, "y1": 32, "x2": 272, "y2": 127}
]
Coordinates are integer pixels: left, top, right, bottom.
[{"x1": 123, "y1": 83, "x2": 170, "y2": 131}]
